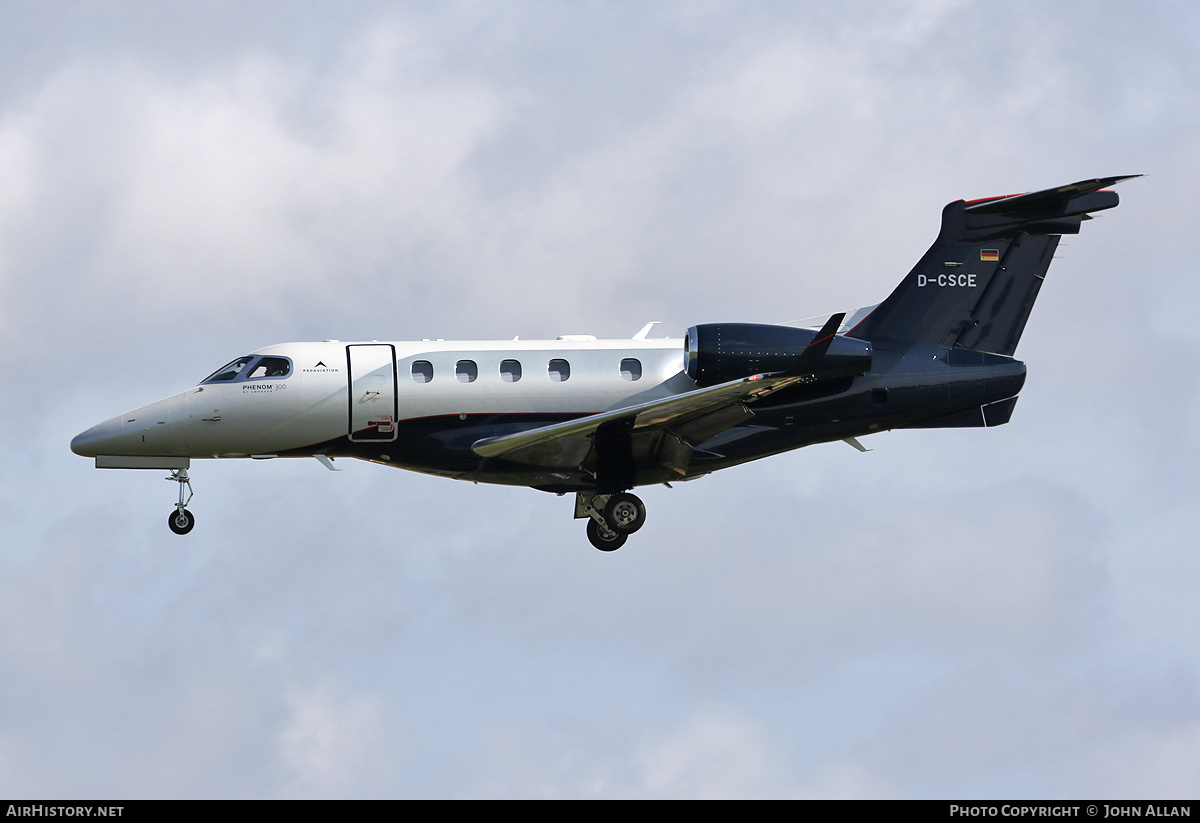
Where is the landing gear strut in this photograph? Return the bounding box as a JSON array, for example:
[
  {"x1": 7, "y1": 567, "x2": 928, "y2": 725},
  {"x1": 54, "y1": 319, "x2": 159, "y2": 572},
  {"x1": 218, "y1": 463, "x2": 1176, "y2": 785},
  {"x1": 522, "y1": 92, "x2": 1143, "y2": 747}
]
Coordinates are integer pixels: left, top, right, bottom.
[
  {"x1": 166, "y1": 469, "x2": 195, "y2": 535},
  {"x1": 576, "y1": 491, "x2": 646, "y2": 551}
]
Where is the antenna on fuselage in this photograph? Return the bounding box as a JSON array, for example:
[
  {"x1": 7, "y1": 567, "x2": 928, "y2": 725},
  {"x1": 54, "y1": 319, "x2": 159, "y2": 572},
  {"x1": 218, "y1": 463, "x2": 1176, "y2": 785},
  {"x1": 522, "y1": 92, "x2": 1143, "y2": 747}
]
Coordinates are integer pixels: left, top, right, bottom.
[{"x1": 633, "y1": 321, "x2": 661, "y2": 340}]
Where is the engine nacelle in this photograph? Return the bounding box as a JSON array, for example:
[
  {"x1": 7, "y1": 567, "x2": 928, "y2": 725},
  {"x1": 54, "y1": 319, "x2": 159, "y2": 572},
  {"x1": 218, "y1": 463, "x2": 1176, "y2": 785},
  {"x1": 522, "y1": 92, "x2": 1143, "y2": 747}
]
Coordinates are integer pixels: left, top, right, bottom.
[{"x1": 684, "y1": 322, "x2": 873, "y2": 387}]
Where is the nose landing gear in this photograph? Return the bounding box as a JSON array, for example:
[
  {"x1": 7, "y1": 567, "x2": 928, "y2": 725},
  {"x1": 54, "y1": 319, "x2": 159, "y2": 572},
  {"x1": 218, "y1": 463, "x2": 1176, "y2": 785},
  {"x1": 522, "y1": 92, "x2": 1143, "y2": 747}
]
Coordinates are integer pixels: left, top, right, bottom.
[
  {"x1": 166, "y1": 469, "x2": 195, "y2": 535},
  {"x1": 576, "y1": 491, "x2": 646, "y2": 551}
]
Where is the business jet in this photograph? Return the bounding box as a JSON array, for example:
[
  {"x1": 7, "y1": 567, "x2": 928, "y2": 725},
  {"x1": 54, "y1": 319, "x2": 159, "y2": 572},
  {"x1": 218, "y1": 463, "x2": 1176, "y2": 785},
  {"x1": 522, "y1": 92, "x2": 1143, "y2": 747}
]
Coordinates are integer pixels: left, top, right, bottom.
[{"x1": 72, "y1": 176, "x2": 1134, "y2": 550}]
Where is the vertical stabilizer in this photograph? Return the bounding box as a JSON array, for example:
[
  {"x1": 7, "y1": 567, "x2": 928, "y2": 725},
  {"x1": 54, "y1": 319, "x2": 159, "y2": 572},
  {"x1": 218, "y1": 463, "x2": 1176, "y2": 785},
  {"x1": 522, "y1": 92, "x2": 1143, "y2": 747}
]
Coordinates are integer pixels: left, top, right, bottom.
[{"x1": 850, "y1": 176, "x2": 1136, "y2": 355}]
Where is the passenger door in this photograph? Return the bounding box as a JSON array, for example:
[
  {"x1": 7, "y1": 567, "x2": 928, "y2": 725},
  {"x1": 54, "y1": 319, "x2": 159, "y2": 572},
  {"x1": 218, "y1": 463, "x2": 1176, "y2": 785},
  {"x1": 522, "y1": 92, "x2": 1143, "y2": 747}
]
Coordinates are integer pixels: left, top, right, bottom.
[{"x1": 346, "y1": 344, "x2": 398, "y2": 442}]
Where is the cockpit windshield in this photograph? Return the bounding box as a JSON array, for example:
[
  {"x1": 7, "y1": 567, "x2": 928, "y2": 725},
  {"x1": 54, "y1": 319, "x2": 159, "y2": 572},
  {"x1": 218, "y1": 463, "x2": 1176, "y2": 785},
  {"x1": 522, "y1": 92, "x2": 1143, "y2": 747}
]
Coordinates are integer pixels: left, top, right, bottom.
[
  {"x1": 202, "y1": 356, "x2": 255, "y2": 383},
  {"x1": 200, "y1": 355, "x2": 292, "y2": 385}
]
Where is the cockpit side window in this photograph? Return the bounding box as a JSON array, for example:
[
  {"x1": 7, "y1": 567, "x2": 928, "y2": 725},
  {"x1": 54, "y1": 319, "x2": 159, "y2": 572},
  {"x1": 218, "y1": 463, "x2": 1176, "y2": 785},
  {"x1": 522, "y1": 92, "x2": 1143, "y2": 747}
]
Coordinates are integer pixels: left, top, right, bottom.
[
  {"x1": 201, "y1": 355, "x2": 292, "y2": 384},
  {"x1": 245, "y1": 357, "x2": 291, "y2": 380},
  {"x1": 202, "y1": 356, "x2": 255, "y2": 384}
]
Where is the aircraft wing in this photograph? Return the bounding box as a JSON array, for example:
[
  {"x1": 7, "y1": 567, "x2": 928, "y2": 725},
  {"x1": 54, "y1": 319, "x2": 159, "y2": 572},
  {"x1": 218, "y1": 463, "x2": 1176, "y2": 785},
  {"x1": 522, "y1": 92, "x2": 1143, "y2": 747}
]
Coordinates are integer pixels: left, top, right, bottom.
[
  {"x1": 472, "y1": 313, "x2": 850, "y2": 475},
  {"x1": 470, "y1": 369, "x2": 810, "y2": 470}
]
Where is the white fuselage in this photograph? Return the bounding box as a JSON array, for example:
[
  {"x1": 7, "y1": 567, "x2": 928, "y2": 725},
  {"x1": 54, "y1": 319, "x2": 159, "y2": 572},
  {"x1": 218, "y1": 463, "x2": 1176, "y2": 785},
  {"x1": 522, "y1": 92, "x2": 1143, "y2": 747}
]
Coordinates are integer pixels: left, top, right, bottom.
[{"x1": 72, "y1": 337, "x2": 690, "y2": 466}]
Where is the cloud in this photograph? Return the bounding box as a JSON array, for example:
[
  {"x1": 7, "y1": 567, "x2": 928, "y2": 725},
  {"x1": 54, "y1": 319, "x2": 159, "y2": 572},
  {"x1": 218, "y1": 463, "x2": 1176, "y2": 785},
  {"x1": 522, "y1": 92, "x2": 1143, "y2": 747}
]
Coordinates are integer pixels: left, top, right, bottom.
[
  {"x1": 631, "y1": 708, "x2": 785, "y2": 798},
  {"x1": 277, "y1": 678, "x2": 402, "y2": 798},
  {"x1": 0, "y1": 23, "x2": 506, "y2": 361}
]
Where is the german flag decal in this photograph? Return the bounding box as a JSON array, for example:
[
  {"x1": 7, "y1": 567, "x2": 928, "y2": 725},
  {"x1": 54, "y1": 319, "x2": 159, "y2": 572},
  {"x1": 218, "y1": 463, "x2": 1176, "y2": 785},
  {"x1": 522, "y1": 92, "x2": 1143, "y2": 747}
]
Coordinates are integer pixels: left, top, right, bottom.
[{"x1": 980, "y1": 249, "x2": 1000, "y2": 262}]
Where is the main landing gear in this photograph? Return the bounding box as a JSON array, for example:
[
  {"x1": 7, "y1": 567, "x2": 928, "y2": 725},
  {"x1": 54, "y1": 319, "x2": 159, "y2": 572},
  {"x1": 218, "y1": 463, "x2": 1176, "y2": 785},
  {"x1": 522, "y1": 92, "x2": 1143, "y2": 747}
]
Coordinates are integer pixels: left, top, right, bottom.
[
  {"x1": 166, "y1": 468, "x2": 195, "y2": 535},
  {"x1": 576, "y1": 491, "x2": 647, "y2": 551}
]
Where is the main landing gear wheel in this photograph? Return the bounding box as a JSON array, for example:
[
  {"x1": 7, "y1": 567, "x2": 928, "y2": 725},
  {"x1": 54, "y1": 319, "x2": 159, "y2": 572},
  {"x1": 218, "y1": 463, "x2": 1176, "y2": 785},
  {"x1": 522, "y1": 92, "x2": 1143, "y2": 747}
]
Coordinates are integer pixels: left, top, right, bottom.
[
  {"x1": 168, "y1": 509, "x2": 195, "y2": 535},
  {"x1": 603, "y1": 492, "x2": 646, "y2": 534},
  {"x1": 587, "y1": 519, "x2": 627, "y2": 552},
  {"x1": 575, "y1": 491, "x2": 646, "y2": 551}
]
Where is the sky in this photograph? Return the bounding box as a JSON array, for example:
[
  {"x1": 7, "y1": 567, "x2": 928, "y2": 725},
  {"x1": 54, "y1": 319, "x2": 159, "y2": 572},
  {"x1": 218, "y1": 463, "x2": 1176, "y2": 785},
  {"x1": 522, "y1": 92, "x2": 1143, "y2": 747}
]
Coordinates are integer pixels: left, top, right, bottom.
[{"x1": 2, "y1": 0, "x2": 1198, "y2": 799}]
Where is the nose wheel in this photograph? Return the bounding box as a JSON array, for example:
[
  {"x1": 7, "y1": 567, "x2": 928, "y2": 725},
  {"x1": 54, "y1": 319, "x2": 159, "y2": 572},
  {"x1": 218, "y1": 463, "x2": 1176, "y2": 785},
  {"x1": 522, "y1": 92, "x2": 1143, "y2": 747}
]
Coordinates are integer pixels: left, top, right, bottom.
[
  {"x1": 168, "y1": 508, "x2": 195, "y2": 535},
  {"x1": 576, "y1": 491, "x2": 646, "y2": 551},
  {"x1": 166, "y1": 469, "x2": 195, "y2": 535}
]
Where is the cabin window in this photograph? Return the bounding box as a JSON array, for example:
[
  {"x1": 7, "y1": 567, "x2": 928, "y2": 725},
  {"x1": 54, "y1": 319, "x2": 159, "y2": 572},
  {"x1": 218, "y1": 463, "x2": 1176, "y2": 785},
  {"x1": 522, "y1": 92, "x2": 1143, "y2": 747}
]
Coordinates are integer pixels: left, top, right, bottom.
[
  {"x1": 500, "y1": 359, "x2": 522, "y2": 382},
  {"x1": 456, "y1": 360, "x2": 478, "y2": 383},
  {"x1": 201, "y1": 356, "x2": 255, "y2": 384},
  {"x1": 245, "y1": 357, "x2": 291, "y2": 380},
  {"x1": 548, "y1": 359, "x2": 570, "y2": 382},
  {"x1": 620, "y1": 358, "x2": 642, "y2": 381},
  {"x1": 411, "y1": 361, "x2": 434, "y2": 383}
]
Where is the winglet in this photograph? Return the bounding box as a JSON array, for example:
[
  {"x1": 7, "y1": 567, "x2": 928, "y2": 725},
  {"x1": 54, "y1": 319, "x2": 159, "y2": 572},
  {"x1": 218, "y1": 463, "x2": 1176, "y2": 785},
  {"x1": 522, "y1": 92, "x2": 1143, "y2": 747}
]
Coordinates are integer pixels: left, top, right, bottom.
[{"x1": 782, "y1": 312, "x2": 846, "y2": 377}]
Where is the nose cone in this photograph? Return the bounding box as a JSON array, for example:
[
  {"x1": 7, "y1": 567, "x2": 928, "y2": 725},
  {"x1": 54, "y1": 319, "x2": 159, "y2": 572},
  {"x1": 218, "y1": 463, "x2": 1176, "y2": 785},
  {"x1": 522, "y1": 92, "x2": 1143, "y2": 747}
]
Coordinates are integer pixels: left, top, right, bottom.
[{"x1": 71, "y1": 416, "x2": 126, "y2": 458}]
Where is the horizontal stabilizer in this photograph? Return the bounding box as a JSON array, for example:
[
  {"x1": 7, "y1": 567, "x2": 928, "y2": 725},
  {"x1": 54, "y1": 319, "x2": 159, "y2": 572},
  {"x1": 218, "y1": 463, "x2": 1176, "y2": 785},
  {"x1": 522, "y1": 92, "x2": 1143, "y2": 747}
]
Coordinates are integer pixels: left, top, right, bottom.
[
  {"x1": 960, "y1": 175, "x2": 1139, "y2": 240},
  {"x1": 964, "y1": 176, "x2": 1139, "y2": 216}
]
